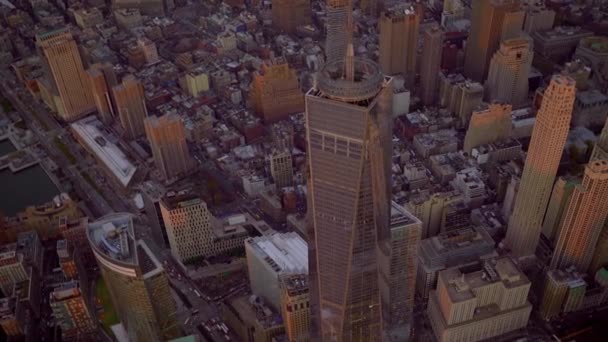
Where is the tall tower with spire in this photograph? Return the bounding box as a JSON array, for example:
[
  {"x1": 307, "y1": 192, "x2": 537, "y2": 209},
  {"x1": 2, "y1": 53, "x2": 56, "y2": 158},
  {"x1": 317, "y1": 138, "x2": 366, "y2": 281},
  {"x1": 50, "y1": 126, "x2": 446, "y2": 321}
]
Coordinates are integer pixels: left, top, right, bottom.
[{"x1": 307, "y1": 3, "x2": 393, "y2": 340}]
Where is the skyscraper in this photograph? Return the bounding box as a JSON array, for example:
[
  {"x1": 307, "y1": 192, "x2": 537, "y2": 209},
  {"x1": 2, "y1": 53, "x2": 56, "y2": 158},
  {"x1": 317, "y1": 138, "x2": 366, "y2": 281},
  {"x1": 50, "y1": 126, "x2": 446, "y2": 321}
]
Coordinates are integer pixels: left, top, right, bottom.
[
  {"x1": 37, "y1": 28, "x2": 95, "y2": 121},
  {"x1": 87, "y1": 213, "x2": 180, "y2": 341},
  {"x1": 272, "y1": 0, "x2": 311, "y2": 34},
  {"x1": 551, "y1": 160, "x2": 608, "y2": 271},
  {"x1": 505, "y1": 75, "x2": 576, "y2": 258},
  {"x1": 485, "y1": 37, "x2": 533, "y2": 106},
  {"x1": 250, "y1": 57, "x2": 304, "y2": 123},
  {"x1": 464, "y1": 0, "x2": 524, "y2": 82},
  {"x1": 144, "y1": 113, "x2": 192, "y2": 180},
  {"x1": 113, "y1": 75, "x2": 147, "y2": 139},
  {"x1": 306, "y1": 47, "x2": 393, "y2": 340},
  {"x1": 541, "y1": 176, "x2": 578, "y2": 242},
  {"x1": 379, "y1": 4, "x2": 419, "y2": 84},
  {"x1": 420, "y1": 24, "x2": 444, "y2": 105},
  {"x1": 325, "y1": 0, "x2": 351, "y2": 62},
  {"x1": 386, "y1": 202, "x2": 422, "y2": 340},
  {"x1": 87, "y1": 63, "x2": 117, "y2": 125}
]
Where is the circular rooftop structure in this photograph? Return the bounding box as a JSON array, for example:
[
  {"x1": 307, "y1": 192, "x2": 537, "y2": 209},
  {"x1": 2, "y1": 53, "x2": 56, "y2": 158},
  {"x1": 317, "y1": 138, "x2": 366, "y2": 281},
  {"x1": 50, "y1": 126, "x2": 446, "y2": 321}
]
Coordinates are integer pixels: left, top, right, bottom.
[{"x1": 317, "y1": 58, "x2": 384, "y2": 103}]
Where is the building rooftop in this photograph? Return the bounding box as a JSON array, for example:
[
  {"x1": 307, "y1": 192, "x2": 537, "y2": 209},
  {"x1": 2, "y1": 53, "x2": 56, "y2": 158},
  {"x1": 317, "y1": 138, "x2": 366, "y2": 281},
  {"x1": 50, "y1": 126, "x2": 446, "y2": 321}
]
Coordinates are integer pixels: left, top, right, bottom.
[
  {"x1": 390, "y1": 201, "x2": 421, "y2": 228},
  {"x1": 50, "y1": 280, "x2": 82, "y2": 303},
  {"x1": 280, "y1": 274, "x2": 308, "y2": 297},
  {"x1": 71, "y1": 116, "x2": 137, "y2": 187},
  {"x1": 419, "y1": 226, "x2": 495, "y2": 270},
  {"x1": 87, "y1": 213, "x2": 162, "y2": 278},
  {"x1": 246, "y1": 232, "x2": 308, "y2": 275},
  {"x1": 441, "y1": 257, "x2": 529, "y2": 303}
]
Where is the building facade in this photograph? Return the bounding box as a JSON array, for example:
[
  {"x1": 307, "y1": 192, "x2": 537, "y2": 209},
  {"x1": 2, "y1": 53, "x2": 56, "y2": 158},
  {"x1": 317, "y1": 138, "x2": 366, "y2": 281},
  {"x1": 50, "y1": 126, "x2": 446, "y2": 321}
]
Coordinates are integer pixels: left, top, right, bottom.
[
  {"x1": 427, "y1": 257, "x2": 532, "y2": 342},
  {"x1": 485, "y1": 38, "x2": 533, "y2": 107},
  {"x1": 112, "y1": 75, "x2": 147, "y2": 139},
  {"x1": 160, "y1": 191, "x2": 247, "y2": 263},
  {"x1": 280, "y1": 274, "x2": 309, "y2": 342},
  {"x1": 306, "y1": 51, "x2": 393, "y2": 340},
  {"x1": 505, "y1": 75, "x2": 576, "y2": 258},
  {"x1": 551, "y1": 160, "x2": 608, "y2": 271},
  {"x1": 245, "y1": 233, "x2": 308, "y2": 311},
  {"x1": 250, "y1": 58, "x2": 304, "y2": 123},
  {"x1": 272, "y1": 0, "x2": 311, "y2": 34},
  {"x1": 87, "y1": 213, "x2": 180, "y2": 341},
  {"x1": 269, "y1": 149, "x2": 293, "y2": 188},
  {"x1": 464, "y1": 0, "x2": 523, "y2": 82},
  {"x1": 37, "y1": 28, "x2": 95, "y2": 121},
  {"x1": 420, "y1": 24, "x2": 443, "y2": 105},
  {"x1": 145, "y1": 113, "x2": 192, "y2": 180},
  {"x1": 386, "y1": 202, "x2": 422, "y2": 339},
  {"x1": 463, "y1": 102, "x2": 512, "y2": 153},
  {"x1": 379, "y1": 4, "x2": 419, "y2": 84}
]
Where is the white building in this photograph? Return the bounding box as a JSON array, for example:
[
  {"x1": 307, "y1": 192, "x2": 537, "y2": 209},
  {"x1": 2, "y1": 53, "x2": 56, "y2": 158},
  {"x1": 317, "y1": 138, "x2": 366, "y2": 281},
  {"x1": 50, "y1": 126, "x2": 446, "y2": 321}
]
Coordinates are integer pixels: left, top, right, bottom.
[
  {"x1": 70, "y1": 116, "x2": 138, "y2": 188},
  {"x1": 245, "y1": 232, "x2": 308, "y2": 310}
]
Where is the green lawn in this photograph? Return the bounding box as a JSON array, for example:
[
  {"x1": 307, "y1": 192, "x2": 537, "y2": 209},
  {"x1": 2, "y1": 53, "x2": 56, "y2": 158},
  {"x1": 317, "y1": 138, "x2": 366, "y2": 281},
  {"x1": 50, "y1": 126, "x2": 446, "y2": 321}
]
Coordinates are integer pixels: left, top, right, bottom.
[{"x1": 95, "y1": 278, "x2": 119, "y2": 333}]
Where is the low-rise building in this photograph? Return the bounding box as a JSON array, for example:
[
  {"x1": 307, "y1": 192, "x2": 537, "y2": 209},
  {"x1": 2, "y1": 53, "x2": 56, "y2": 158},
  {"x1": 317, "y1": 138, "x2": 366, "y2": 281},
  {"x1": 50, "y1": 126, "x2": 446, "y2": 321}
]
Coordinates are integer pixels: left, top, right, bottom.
[
  {"x1": 245, "y1": 232, "x2": 307, "y2": 310},
  {"x1": 427, "y1": 257, "x2": 532, "y2": 342}
]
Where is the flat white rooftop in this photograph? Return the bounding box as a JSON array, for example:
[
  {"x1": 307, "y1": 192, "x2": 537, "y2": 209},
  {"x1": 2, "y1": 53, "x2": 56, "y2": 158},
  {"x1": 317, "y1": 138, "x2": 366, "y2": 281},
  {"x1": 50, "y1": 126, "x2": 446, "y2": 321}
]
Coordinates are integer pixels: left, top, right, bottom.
[
  {"x1": 71, "y1": 116, "x2": 136, "y2": 187},
  {"x1": 246, "y1": 232, "x2": 308, "y2": 274}
]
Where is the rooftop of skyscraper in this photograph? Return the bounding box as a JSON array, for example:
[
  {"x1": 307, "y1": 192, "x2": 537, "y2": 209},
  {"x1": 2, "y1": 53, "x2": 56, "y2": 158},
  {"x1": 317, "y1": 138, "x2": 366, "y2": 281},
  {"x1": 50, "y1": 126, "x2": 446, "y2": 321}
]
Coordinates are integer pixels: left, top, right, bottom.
[{"x1": 87, "y1": 213, "x2": 162, "y2": 277}]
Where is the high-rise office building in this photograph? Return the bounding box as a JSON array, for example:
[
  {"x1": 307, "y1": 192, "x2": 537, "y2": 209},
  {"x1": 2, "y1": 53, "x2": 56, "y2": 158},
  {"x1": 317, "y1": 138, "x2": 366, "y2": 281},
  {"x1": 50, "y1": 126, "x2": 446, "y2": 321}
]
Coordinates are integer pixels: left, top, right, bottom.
[
  {"x1": 145, "y1": 113, "x2": 192, "y2": 180},
  {"x1": 272, "y1": 0, "x2": 311, "y2": 34},
  {"x1": 50, "y1": 280, "x2": 96, "y2": 340},
  {"x1": 250, "y1": 57, "x2": 304, "y2": 123},
  {"x1": 420, "y1": 24, "x2": 444, "y2": 105},
  {"x1": 112, "y1": 75, "x2": 147, "y2": 139},
  {"x1": 541, "y1": 176, "x2": 578, "y2": 242},
  {"x1": 87, "y1": 213, "x2": 180, "y2": 341},
  {"x1": 463, "y1": 102, "x2": 512, "y2": 153},
  {"x1": 427, "y1": 257, "x2": 532, "y2": 342},
  {"x1": 306, "y1": 43, "x2": 393, "y2": 340},
  {"x1": 551, "y1": 160, "x2": 608, "y2": 271},
  {"x1": 280, "y1": 274, "x2": 310, "y2": 342},
  {"x1": 485, "y1": 37, "x2": 533, "y2": 106},
  {"x1": 159, "y1": 190, "x2": 248, "y2": 262},
  {"x1": 505, "y1": 75, "x2": 576, "y2": 258},
  {"x1": 386, "y1": 202, "x2": 422, "y2": 340},
  {"x1": 269, "y1": 149, "x2": 293, "y2": 188},
  {"x1": 325, "y1": 0, "x2": 351, "y2": 63},
  {"x1": 464, "y1": 0, "x2": 524, "y2": 82},
  {"x1": 379, "y1": 4, "x2": 419, "y2": 85},
  {"x1": 159, "y1": 192, "x2": 212, "y2": 263},
  {"x1": 87, "y1": 63, "x2": 117, "y2": 125},
  {"x1": 37, "y1": 28, "x2": 95, "y2": 121}
]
